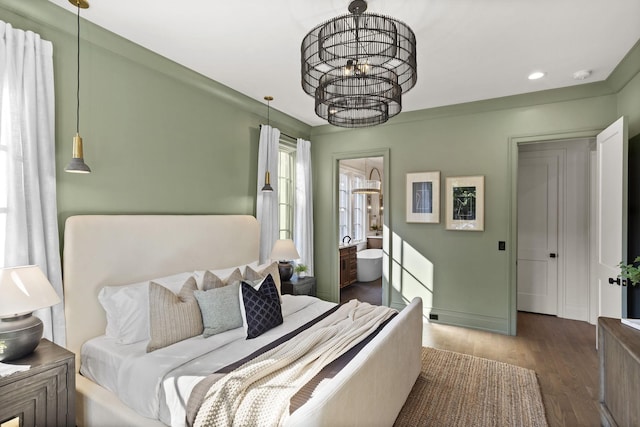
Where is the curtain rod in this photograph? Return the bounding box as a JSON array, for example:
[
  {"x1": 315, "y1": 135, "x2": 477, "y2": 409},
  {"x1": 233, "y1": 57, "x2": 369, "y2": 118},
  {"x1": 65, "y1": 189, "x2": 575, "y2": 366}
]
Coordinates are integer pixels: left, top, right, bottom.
[{"x1": 259, "y1": 124, "x2": 298, "y2": 142}]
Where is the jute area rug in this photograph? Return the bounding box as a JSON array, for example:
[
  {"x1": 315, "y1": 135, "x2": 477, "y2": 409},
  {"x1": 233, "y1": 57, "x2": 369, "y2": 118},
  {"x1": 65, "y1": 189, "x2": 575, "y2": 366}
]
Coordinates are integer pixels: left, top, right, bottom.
[{"x1": 394, "y1": 347, "x2": 548, "y2": 427}]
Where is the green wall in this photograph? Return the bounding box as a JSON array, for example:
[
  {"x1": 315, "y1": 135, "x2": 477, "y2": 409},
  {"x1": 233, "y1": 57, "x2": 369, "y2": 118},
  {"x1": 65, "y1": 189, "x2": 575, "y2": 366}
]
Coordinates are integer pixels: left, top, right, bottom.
[
  {"x1": 0, "y1": 0, "x2": 311, "y2": 234},
  {"x1": 311, "y1": 42, "x2": 640, "y2": 334},
  {"x1": 3, "y1": 0, "x2": 640, "y2": 334}
]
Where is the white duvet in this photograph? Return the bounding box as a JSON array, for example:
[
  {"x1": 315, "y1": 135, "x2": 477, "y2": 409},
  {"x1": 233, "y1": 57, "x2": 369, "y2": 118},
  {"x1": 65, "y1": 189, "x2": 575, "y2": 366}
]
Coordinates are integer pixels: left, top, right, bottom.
[{"x1": 80, "y1": 295, "x2": 336, "y2": 427}]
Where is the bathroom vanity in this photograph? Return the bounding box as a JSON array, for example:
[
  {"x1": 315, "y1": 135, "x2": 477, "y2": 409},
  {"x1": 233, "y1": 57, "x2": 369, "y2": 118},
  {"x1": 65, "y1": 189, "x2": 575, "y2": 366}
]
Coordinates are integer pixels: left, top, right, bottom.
[{"x1": 339, "y1": 245, "x2": 358, "y2": 288}]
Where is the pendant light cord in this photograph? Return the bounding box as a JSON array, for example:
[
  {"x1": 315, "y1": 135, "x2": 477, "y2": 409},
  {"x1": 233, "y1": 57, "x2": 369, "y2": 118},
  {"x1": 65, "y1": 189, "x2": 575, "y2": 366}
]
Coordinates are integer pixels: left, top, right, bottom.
[
  {"x1": 265, "y1": 97, "x2": 272, "y2": 167},
  {"x1": 76, "y1": 3, "x2": 80, "y2": 134}
]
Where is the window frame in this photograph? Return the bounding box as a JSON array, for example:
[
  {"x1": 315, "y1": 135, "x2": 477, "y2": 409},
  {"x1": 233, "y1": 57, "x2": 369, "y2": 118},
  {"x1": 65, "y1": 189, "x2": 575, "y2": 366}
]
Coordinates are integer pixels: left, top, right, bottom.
[
  {"x1": 338, "y1": 165, "x2": 366, "y2": 243},
  {"x1": 277, "y1": 140, "x2": 296, "y2": 240}
]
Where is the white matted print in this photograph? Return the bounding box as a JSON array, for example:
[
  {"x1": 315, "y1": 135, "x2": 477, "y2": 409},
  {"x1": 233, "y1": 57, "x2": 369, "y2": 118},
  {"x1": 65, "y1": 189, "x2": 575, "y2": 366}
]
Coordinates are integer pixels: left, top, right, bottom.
[
  {"x1": 445, "y1": 175, "x2": 484, "y2": 231},
  {"x1": 406, "y1": 172, "x2": 440, "y2": 223}
]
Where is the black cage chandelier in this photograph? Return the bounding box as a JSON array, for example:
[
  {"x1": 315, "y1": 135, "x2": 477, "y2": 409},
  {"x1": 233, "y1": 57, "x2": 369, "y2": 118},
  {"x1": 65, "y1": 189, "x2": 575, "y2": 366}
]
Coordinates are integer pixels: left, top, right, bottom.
[{"x1": 301, "y1": 0, "x2": 417, "y2": 128}]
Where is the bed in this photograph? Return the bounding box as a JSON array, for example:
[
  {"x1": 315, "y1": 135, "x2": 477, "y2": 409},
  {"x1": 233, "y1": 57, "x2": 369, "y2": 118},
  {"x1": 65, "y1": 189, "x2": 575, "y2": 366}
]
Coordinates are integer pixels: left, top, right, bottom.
[{"x1": 62, "y1": 214, "x2": 423, "y2": 426}]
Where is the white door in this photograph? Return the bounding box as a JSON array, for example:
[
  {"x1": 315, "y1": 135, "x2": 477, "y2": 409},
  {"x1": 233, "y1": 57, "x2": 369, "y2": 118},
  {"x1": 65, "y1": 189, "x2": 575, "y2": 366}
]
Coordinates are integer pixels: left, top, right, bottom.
[
  {"x1": 517, "y1": 149, "x2": 562, "y2": 314},
  {"x1": 597, "y1": 116, "x2": 628, "y2": 319}
]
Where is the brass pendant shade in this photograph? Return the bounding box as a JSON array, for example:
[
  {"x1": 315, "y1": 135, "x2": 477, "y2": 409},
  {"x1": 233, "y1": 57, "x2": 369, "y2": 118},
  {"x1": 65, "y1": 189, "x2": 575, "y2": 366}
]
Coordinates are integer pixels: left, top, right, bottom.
[
  {"x1": 65, "y1": 134, "x2": 91, "y2": 173},
  {"x1": 261, "y1": 171, "x2": 274, "y2": 192},
  {"x1": 65, "y1": 0, "x2": 91, "y2": 173}
]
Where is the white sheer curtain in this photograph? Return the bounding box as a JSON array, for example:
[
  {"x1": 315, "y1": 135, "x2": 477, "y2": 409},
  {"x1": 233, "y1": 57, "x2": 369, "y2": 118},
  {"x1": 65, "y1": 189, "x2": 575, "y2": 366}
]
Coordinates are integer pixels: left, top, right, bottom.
[
  {"x1": 294, "y1": 138, "x2": 313, "y2": 275},
  {"x1": 0, "y1": 21, "x2": 65, "y2": 345},
  {"x1": 256, "y1": 125, "x2": 280, "y2": 264}
]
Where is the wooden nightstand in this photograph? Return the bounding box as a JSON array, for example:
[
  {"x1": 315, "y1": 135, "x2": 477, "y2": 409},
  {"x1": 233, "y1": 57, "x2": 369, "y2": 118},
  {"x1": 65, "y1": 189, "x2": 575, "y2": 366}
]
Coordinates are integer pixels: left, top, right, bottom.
[
  {"x1": 281, "y1": 276, "x2": 317, "y2": 296},
  {"x1": 0, "y1": 339, "x2": 75, "y2": 427}
]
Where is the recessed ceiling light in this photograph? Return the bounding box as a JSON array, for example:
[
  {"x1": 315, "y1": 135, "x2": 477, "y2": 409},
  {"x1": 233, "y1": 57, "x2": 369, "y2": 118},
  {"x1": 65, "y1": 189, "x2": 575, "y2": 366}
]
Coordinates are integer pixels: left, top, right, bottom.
[
  {"x1": 528, "y1": 71, "x2": 545, "y2": 80},
  {"x1": 573, "y1": 69, "x2": 592, "y2": 80}
]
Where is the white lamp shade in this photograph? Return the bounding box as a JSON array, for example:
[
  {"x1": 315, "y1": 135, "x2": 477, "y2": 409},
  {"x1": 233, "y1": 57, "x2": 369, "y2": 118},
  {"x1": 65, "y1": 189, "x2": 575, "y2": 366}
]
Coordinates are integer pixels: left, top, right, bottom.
[
  {"x1": 0, "y1": 266, "x2": 61, "y2": 318},
  {"x1": 270, "y1": 239, "x2": 300, "y2": 261}
]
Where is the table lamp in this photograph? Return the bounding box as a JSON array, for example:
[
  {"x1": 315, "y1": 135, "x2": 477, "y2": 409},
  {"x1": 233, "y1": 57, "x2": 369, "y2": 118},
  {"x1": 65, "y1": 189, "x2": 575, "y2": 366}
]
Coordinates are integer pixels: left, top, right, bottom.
[
  {"x1": 0, "y1": 265, "x2": 61, "y2": 361},
  {"x1": 270, "y1": 239, "x2": 300, "y2": 282}
]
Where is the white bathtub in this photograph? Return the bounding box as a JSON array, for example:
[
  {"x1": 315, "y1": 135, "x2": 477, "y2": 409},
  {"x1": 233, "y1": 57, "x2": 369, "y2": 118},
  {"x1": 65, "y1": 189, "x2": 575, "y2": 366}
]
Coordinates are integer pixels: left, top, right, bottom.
[{"x1": 357, "y1": 248, "x2": 383, "y2": 282}]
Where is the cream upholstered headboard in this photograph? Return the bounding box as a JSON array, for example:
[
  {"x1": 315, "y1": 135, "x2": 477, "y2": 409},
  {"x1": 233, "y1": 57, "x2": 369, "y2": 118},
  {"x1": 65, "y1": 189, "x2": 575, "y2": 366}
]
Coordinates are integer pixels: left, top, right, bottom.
[{"x1": 62, "y1": 215, "x2": 260, "y2": 370}]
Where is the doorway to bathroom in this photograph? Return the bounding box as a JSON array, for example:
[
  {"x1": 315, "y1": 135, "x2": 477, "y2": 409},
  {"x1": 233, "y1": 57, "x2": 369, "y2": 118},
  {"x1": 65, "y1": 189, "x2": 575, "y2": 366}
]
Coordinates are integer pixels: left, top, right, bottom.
[{"x1": 338, "y1": 156, "x2": 384, "y2": 305}]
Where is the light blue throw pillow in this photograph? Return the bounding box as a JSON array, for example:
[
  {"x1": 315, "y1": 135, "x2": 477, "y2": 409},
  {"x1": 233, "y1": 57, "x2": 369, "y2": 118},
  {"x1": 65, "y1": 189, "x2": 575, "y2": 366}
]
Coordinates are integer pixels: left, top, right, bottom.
[{"x1": 194, "y1": 281, "x2": 243, "y2": 337}]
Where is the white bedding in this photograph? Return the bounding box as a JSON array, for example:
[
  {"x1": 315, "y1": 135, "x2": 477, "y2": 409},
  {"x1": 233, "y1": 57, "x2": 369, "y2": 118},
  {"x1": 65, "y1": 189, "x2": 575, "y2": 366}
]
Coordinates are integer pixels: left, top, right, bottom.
[{"x1": 80, "y1": 295, "x2": 336, "y2": 426}]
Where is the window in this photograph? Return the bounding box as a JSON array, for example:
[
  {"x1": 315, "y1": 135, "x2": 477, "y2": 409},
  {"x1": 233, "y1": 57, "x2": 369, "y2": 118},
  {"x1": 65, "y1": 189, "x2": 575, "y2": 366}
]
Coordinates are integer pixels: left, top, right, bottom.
[
  {"x1": 339, "y1": 167, "x2": 366, "y2": 243},
  {"x1": 277, "y1": 142, "x2": 296, "y2": 240},
  {"x1": 351, "y1": 175, "x2": 366, "y2": 241}
]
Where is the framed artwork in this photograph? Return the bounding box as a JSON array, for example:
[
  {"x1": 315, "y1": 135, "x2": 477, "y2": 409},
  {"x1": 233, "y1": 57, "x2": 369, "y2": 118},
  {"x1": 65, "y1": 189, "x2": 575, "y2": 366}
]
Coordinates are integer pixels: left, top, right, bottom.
[
  {"x1": 406, "y1": 171, "x2": 440, "y2": 223},
  {"x1": 445, "y1": 175, "x2": 484, "y2": 231}
]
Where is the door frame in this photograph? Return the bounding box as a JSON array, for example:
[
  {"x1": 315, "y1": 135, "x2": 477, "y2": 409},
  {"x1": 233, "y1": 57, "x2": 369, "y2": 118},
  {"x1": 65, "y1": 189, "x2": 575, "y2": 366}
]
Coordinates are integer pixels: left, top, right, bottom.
[
  {"x1": 508, "y1": 128, "x2": 602, "y2": 335},
  {"x1": 331, "y1": 148, "x2": 390, "y2": 305}
]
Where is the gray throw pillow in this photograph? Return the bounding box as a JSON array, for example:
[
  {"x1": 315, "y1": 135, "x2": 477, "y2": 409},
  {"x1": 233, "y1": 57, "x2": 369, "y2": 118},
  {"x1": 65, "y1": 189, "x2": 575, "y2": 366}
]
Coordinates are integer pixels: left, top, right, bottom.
[{"x1": 194, "y1": 281, "x2": 243, "y2": 337}]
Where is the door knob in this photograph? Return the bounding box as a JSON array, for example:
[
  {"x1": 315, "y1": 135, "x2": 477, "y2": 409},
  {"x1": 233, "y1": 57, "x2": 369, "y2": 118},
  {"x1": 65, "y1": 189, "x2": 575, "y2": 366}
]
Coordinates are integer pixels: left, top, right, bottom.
[
  {"x1": 549, "y1": 253, "x2": 557, "y2": 258},
  {"x1": 608, "y1": 277, "x2": 621, "y2": 286}
]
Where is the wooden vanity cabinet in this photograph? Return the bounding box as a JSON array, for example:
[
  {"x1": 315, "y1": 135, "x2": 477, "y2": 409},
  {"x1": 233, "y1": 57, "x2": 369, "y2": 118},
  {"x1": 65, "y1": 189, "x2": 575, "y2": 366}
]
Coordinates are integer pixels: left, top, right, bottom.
[{"x1": 339, "y1": 246, "x2": 357, "y2": 288}]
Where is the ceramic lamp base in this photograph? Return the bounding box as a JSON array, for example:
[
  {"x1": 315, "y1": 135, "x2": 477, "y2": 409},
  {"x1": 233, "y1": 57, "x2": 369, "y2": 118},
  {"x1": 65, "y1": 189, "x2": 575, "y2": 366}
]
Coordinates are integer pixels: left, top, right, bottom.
[
  {"x1": 0, "y1": 313, "x2": 43, "y2": 362},
  {"x1": 278, "y1": 262, "x2": 294, "y2": 282}
]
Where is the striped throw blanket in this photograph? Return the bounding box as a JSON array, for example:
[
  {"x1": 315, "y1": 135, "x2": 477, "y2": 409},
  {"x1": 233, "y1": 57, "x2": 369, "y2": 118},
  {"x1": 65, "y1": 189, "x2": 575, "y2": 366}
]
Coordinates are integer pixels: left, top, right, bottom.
[{"x1": 193, "y1": 300, "x2": 396, "y2": 427}]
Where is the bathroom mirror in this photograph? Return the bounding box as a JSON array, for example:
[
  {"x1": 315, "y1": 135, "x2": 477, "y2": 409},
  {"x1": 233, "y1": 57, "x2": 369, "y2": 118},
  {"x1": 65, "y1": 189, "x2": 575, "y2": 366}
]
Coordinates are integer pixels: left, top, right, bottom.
[{"x1": 368, "y1": 193, "x2": 382, "y2": 234}]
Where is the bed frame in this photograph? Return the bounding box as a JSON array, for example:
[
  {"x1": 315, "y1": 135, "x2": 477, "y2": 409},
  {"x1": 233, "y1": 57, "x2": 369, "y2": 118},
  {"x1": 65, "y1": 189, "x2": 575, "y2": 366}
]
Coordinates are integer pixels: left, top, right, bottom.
[{"x1": 63, "y1": 215, "x2": 422, "y2": 426}]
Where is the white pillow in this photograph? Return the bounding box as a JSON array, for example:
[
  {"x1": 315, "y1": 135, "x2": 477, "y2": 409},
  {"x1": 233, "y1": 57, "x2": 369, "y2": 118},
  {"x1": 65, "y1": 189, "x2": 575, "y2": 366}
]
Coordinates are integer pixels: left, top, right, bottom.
[
  {"x1": 98, "y1": 272, "x2": 193, "y2": 344},
  {"x1": 192, "y1": 261, "x2": 259, "y2": 288}
]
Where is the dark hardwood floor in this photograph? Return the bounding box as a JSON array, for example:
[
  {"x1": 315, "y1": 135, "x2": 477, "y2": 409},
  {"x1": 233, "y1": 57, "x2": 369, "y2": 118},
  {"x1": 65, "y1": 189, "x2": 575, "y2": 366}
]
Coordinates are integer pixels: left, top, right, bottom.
[
  {"x1": 422, "y1": 312, "x2": 600, "y2": 427},
  {"x1": 340, "y1": 278, "x2": 382, "y2": 305}
]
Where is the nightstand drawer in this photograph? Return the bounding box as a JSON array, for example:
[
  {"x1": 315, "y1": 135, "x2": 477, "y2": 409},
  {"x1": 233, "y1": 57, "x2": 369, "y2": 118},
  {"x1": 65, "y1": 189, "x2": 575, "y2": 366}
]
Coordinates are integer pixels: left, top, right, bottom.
[{"x1": 0, "y1": 340, "x2": 75, "y2": 427}]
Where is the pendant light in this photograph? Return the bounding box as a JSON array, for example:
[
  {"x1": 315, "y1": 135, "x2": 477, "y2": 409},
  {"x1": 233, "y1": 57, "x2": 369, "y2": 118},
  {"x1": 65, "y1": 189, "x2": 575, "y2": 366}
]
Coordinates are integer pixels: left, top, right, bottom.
[
  {"x1": 301, "y1": 0, "x2": 417, "y2": 128},
  {"x1": 65, "y1": 0, "x2": 91, "y2": 173},
  {"x1": 353, "y1": 166, "x2": 382, "y2": 194},
  {"x1": 261, "y1": 96, "x2": 274, "y2": 192}
]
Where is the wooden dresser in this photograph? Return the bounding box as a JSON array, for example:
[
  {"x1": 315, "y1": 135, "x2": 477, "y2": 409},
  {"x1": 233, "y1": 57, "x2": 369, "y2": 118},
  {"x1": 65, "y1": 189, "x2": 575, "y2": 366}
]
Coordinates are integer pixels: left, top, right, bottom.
[
  {"x1": 598, "y1": 317, "x2": 640, "y2": 427},
  {"x1": 339, "y1": 246, "x2": 357, "y2": 288},
  {"x1": 0, "y1": 339, "x2": 75, "y2": 427}
]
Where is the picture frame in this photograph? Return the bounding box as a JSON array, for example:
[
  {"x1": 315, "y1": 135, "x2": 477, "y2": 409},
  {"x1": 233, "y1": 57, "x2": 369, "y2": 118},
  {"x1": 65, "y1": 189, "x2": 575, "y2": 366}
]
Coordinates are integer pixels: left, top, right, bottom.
[
  {"x1": 406, "y1": 171, "x2": 440, "y2": 223},
  {"x1": 445, "y1": 175, "x2": 484, "y2": 231}
]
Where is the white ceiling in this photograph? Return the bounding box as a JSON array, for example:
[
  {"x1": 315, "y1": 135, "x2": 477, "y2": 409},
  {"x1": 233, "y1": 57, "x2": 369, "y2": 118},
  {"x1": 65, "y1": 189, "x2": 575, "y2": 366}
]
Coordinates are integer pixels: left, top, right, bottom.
[{"x1": 48, "y1": 0, "x2": 640, "y2": 127}]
